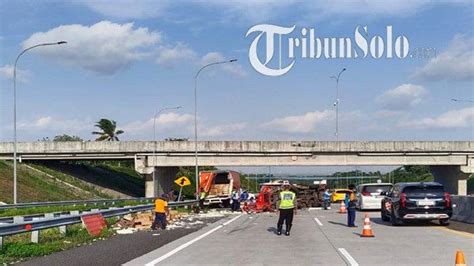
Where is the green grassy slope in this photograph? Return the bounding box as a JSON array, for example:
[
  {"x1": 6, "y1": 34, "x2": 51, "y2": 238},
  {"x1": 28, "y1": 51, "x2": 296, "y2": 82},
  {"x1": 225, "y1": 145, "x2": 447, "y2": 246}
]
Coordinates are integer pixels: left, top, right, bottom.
[{"x1": 0, "y1": 161, "x2": 101, "y2": 204}]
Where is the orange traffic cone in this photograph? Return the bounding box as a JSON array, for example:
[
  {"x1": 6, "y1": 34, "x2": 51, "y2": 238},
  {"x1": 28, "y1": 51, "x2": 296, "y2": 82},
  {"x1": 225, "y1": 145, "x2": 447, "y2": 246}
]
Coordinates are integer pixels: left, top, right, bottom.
[
  {"x1": 360, "y1": 213, "x2": 375, "y2": 237},
  {"x1": 338, "y1": 202, "x2": 347, "y2": 214},
  {"x1": 455, "y1": 250, "x2": 466, "y2": 266}
]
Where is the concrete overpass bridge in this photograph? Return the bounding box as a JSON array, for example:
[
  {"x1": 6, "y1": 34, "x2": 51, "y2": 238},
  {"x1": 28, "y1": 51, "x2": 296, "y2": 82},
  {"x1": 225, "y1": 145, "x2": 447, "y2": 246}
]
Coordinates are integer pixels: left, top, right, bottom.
[{"x1": 0, "y1": 141, "x2": 472, "y2": 196}]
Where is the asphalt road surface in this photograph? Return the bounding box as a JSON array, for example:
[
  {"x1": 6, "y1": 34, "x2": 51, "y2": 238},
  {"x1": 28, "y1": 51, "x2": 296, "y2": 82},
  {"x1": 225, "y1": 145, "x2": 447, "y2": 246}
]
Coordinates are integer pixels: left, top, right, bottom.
[
  {"x1": 20, "y1": 216, "x2": 224, "y2": 266},
  {"x1": 126, "y1": 209, "x2": 473, "y2": 266}
]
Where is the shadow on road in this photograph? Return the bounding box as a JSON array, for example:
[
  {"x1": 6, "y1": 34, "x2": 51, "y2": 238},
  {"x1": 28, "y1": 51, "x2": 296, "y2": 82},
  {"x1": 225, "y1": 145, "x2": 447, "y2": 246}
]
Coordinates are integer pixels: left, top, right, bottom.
[
  {"x1": 370, "y1": 217, "x2": 445, "y2": 227},
  {"x1": 267, "y1": 226, "x2": 279, "y2": 235},
  {"x1": 328, "y1": 221, "x2": 347, "y2": 227}
]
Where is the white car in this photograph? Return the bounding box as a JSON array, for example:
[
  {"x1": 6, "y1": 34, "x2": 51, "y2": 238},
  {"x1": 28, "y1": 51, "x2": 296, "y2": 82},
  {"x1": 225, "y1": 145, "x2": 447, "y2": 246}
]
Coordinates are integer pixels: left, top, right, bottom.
[{"x1": 356, "y1": 183, "x2": 393, "y2": 210}]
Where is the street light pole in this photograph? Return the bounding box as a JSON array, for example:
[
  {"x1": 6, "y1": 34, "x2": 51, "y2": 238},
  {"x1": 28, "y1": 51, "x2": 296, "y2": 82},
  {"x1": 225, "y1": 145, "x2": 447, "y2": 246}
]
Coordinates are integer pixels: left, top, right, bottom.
[
  {"x1": 194, "y1": 59, "x2": 237, "y2": 200},
  {"x1": 330, "y1": 68, "x2": 346, "y2": 140},
  {"x1": 13, "y1": 41, "x2": 67, "y2": 204},
  {"x1": 152, "y1": 106, "x2": 182, "y2": 197}
]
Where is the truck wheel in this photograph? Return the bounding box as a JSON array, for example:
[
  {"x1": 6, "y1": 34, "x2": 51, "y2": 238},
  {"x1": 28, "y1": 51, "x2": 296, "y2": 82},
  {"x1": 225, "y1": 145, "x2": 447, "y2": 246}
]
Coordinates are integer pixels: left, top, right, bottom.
[
  {"x1": 381, "y1": 208, "x2": 390, "y2": 222},
  {"x1": 222, "y1": 199, "x2": 230, "y2": 208},
  {"x1": 391, "y1": 208, "x2": 402, "y2": 226},
  {"x1": 439, "y1": 218, "x2": 450, "y2": 226}
]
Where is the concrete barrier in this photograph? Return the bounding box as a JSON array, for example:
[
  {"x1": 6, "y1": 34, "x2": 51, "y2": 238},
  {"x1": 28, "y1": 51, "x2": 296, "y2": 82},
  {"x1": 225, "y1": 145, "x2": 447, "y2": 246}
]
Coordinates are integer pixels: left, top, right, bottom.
[{"x1": 451, "y1": 195, "x2": 474, "y2": 224}]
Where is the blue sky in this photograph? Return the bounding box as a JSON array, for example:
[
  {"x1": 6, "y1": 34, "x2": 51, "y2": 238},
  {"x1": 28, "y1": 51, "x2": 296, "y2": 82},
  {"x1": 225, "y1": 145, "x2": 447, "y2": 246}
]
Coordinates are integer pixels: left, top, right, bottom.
[{"x1": 0, "y1": 0, "x2": 473, "y2": 143}]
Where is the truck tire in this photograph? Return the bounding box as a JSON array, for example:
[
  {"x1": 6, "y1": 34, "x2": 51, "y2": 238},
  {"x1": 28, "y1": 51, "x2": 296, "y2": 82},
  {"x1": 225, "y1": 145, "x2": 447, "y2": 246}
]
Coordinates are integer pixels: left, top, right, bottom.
[
  {"x1": 391, "y1": 207, "x2": 402, "y2": 226},
  {"x1": 381, "y1": 207, "x2": 390, "y2": 222},
  {"x1": 439, "y1": 218, "x2": 450, "y2": 226}
]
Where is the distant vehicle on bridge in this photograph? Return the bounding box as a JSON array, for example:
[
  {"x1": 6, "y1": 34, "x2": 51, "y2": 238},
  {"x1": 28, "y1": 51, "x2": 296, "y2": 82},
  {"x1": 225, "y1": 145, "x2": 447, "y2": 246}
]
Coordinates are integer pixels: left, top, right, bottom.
[
  {"x1": 381, "y1": 182, "x2": 452, "y2": 226},
  {"x1": 199, "y1": 170, "x2": 240, "y2": 207},
  {"x1": 356, "y1": 183, "x2": 393, "y2": 210}
]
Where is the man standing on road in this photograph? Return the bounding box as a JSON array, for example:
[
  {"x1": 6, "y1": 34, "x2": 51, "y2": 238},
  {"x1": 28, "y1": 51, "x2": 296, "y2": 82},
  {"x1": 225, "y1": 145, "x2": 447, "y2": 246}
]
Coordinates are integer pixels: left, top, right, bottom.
[
  {"x1": 323, "y1": 189, "x2": 332, "y2": 210},
  {"x1": 276, "y1": 181, "x2": 296, "y2": 236},
  {"x1": 151, "y1": 194, "x2": 169, "y2": 230},
  {"x1": 345, "y1": 184, "x2": 357, "y2": 227}
]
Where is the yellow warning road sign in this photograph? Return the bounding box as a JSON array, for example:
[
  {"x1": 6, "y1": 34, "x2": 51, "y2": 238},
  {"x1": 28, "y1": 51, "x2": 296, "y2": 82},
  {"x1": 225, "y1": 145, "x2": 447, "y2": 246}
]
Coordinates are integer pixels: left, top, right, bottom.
[{"x1": 175, "y1": 176, "x2": 191, "y2": 187}]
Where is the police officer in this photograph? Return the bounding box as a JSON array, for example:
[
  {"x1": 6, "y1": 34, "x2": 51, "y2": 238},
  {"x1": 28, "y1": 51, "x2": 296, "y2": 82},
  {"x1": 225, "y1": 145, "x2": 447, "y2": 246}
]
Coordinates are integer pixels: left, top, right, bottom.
[{"x1": 276, "y1": 181, "x2": 296, "y2": 236}]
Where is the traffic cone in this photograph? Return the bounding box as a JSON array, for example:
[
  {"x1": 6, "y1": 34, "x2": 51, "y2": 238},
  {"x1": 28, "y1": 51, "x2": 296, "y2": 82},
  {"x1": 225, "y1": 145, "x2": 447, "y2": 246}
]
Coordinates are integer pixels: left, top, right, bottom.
[
  {"x1": 338, "y1": 202, "x2": 347, "y2": 214},
  {"x1": 360, "y1": 213, "x2": 375, "y2": 237},
  {"x1": 455, "y1": 250, "x2": 466, "y2": 266}
]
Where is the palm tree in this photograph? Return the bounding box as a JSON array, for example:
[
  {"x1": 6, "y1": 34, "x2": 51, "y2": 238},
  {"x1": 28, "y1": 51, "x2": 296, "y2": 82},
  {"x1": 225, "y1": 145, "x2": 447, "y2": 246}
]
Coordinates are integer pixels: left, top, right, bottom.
[{"x1": 92, "y1": 119, "x2": 124, "y2": 141}]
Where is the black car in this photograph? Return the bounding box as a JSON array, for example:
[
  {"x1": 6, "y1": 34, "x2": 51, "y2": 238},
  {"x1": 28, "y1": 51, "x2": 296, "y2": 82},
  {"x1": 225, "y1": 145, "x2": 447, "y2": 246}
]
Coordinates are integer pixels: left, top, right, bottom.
[{"x1": 380, "y1": 182, "x2": 452, "y2": 226}]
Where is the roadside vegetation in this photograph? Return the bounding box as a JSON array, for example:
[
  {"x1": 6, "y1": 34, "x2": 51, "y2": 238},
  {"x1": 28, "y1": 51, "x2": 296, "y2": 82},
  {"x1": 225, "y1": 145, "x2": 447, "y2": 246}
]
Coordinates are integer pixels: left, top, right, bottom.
[{"x1": 0, "y1": 218, "x2": 118, "y2": 265}]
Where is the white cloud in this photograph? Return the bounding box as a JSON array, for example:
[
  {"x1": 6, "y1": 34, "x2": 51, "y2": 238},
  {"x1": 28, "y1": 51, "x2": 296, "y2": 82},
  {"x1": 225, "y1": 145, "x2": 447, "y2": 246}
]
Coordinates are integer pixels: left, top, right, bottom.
[
  {"x1": 156, "y1": 43, "x2": 197, "y2": 67},
  {"x1": 122, "y1": 112, "x2": 194, "y2": 136},
  {"x1": 200, "y1": 52, "x2": 246, "y2": 77},
  {"x1": 200, "y1": 122, "x2": 247, "y2": 137},
  {"x1": 18, "y1": 116, "x2": 91, "y2": 133},
  {"x1": 22, "y1": 21, "x2": 161, "y2": 75},
  {"x1": 399, "y1": 107, "x2": 474, "y2": 128},
  {"x1": 413, "y1": 35, "x2": 474, "y2": 81},
  {"x1": 80, "y1": 1, "x2": 469, "y2": 22},
  {"x1": 262, "y1": 110, "x2": 334, "y2": 133},
  {"x1": 80, "y1": 0, "x2": 170, "y2": 19},
  {"x1": 376, "y1": 84, "x2": 428, "y2": 110},
  {"x1": 0, "y1": 64, "x2": 29, "y2": 82}
]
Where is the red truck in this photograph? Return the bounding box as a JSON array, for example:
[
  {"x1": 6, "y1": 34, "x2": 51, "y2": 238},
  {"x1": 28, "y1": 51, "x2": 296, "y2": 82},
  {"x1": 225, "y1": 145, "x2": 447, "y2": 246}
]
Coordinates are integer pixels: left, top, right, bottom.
[{"x1": 199, "y1": 170, "x2": 241, "y2": 207}]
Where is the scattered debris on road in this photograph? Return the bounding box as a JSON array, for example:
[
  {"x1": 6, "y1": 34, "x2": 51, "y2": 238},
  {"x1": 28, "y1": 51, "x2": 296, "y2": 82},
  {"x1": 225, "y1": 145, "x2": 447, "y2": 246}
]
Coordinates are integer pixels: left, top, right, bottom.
[{"x1": 111, "y1": 209, "x2": 229, "y2": 234}]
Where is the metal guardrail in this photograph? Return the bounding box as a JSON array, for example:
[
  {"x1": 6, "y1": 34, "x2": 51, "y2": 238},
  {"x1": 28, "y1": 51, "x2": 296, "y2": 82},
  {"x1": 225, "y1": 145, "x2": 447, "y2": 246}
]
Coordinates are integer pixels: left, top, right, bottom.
[
  {"x1": 0, "y1": 197, "x2": 156, "y2": 210},
  {"x1": 0, "y1": 200, "x2": 198, "y2": 238}
]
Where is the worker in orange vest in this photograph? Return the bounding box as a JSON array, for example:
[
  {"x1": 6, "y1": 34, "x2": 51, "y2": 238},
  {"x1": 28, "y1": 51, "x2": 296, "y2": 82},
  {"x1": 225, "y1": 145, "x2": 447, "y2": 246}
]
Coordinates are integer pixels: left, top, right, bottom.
[{"x1": 151, "y1": 194, "x2": 169, "y2": 230}]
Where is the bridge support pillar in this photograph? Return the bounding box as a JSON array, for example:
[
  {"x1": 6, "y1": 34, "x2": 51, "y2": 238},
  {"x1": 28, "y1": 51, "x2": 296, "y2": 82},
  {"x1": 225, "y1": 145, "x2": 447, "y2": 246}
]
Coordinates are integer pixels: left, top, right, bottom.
[
  {"x1": 430, "y1": 166, "x2": 470, "y2": 195},
  {"x1": 145, "y1": 167, "x2": 179, "y2": 198}
]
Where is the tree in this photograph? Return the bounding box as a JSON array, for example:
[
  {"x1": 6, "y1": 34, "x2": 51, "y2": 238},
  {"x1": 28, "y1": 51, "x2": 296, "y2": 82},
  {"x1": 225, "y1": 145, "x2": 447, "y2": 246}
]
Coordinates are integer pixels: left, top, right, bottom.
[
  {"x1": 92, "y1": 119, "x2": 124, "y2": 141},
  {"x1": 53, "y1": 134, "x2": 83, "y2": 142}
]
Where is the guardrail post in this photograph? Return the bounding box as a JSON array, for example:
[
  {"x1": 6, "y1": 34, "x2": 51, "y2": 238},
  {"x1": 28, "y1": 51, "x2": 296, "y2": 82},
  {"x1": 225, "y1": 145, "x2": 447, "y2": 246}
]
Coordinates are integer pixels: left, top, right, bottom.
[
  {"x1": 13, "y1": 216, "x2": 24, "y2": 224},
  {"x1": 59, "y1": 225, "x2": 67, "y2": 235},
  {"x1": 0, "y1": 236, "x2": 3, "y2": 249},
  {"x1": 31, "y1": 217, "x2": 40, "y2": 243}
]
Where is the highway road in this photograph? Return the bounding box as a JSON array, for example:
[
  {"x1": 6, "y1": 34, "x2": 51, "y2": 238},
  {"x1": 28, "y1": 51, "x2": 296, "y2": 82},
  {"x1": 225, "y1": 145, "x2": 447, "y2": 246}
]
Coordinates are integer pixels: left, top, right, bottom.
[{"x1": 126, "y1": 209, "x2": 473, "y2": 266}]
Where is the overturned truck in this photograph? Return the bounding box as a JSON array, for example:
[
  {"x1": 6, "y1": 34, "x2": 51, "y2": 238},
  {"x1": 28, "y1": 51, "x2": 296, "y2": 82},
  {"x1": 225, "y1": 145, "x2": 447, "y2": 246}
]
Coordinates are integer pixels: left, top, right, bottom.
[
  {"x1": 255, "y1": 180, "x2": 325, "y2": 212},
  {"x1": 199, "y1": 170, "x2": 241, "y2": 207}
]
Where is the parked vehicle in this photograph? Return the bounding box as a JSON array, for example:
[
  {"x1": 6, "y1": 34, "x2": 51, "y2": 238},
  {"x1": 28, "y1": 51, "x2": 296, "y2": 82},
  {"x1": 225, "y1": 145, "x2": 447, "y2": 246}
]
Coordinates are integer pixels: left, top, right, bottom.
[
  {"x1": 331, "y1": 189, "x2": 352, "y2": 202},
  {"x1": 380, "y1": 182, "x2": 452, "y2": 226},
  {"x1": 356, "y1": 183, "x2": 393, "y2": 210},
  {"x1": 199, "y1": 170, "x2": 240, "y2": 207}
]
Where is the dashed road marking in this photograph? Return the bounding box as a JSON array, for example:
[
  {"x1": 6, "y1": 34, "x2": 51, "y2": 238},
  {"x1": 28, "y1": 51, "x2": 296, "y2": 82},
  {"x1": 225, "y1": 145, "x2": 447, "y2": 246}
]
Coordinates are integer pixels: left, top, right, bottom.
[
  {"x1": 338, "y1": 248, "x2": 359, "y2": 266},
  {"x1": 145, "y1": 214, "x2": 242, "y2": 266},
  {"x1": 314, "y1": 217, "x2": 323, "y2": 226}
]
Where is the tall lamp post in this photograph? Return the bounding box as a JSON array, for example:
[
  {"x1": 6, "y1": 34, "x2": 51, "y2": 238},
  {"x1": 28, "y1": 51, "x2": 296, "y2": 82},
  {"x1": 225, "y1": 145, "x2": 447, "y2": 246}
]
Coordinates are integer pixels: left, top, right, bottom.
[
  {"x1": 330, "y1": 68, "x2": 346, "y2": 140},
  {"x1": 194, "y1": 59, "x2": 237, "y2": 200},
  {"x1": 152, "y1": 106, "x2": 182, "y2": 197},
  {"x1": 13, "y1": 41, "x2": 67, "y2": 204}
]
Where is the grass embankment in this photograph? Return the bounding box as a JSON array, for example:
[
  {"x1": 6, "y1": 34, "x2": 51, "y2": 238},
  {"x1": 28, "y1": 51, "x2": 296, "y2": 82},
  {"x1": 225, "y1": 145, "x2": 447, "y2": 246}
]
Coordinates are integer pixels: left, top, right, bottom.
[
  {"x1": 33, "y1": 161, "x2": 144, "y2": 197},
  {"x1": 0, "y1": 217, "x2": 118, "y2": 265},
  {"x1": 0, "y1": 161, "x2": 106, "y2": 204}
]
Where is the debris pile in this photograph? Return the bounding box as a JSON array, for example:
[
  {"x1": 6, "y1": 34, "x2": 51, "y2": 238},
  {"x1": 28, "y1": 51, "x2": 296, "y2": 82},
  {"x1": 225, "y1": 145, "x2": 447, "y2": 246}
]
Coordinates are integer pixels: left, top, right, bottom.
[{"x1": 113, "y1": 210, "x2": 184, "y2": 232}]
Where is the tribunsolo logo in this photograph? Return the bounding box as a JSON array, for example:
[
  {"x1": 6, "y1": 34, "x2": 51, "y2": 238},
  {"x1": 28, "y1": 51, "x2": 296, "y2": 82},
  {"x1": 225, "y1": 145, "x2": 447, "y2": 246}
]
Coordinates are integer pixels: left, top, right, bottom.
[{"x1": 246, "y1": 24, "x2": 410, "y2": 76}]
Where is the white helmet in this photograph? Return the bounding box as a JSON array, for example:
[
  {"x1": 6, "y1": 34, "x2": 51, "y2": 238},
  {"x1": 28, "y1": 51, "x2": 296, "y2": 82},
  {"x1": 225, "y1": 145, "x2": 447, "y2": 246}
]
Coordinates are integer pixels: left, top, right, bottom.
[{"x1": 282, "y1": 180, "x2": 290, "y2": 186}]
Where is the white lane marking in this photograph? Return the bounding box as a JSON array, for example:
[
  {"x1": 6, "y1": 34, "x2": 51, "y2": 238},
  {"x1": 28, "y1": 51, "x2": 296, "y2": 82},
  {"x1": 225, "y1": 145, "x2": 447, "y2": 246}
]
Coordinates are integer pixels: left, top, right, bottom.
[
  {"x1": 338, "y1": 248, "x2": 359, "y2": 266},
  {"x1": 314, "y1": 217, "x2": 323, "y2": 226},
  {"x1": 308, "y1": 207, "x2": 322, "y2": 210},
  {"x1": 145, "y1": 214, "x2": 242, "y2": 266}
]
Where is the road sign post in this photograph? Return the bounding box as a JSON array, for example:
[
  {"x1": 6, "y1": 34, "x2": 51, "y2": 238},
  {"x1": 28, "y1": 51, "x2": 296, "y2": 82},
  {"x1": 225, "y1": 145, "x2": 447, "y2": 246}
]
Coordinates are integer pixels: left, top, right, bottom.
[{"x1": 175, "y1": 176, "x2": 191, "y2": 201}]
